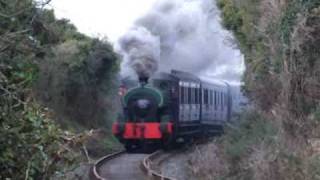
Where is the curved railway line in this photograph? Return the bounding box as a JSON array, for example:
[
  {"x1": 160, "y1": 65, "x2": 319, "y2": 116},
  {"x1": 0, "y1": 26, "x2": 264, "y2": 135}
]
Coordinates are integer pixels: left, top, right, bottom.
[{"x1": 91, "y1": 150, "x2": 176, "y2": 180}]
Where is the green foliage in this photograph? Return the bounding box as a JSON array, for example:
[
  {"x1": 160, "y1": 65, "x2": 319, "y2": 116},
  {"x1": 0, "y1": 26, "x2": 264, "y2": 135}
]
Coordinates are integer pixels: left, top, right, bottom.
[
  {"x1": 217, "y1": 0, "x2": 243, "y2": 32},
  {"x1": 36, "y1": 38, "x2": 119, "y2": 128},
  {"x1": 217, "y1": 0, "x2": 260, "y2": 52},
  {"x1": 223, "y1": 111, "x2": 278, "y2": 160},
  {"x1": 213, "y1": 1, "x2": 320, "y2": 179},
  {"x1": 0, "y1": 104, "x2": 72, "y2": 179},
  {"x1": 0, "y1": 49, "x2": 81, "y2": 179},
  {"x1": 279, "y1": 1, "x2": 300, "y2": 46},
  {"x1": 217, "y1": 0, "x2": 320, "y2": 112},
  {"x1": 217, "y1": 0, "x2": 279, "y2": 111},
  {"x1": 279, "y1": 0, "x2": 320, "y2": 46},
  {"x1": 0, "y1": 0, "x2": 120, "y2": 179}
]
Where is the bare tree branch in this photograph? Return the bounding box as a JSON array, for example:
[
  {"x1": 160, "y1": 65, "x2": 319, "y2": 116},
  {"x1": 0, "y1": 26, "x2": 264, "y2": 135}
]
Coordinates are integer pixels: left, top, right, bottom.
[
  {"x1": 0, "y1": 0, "x2": 52, "y2": 18},
  {"x1": 0, "y1": 6, "x2": 33, "y2": 18},
  {"x1": 0, "y1": 29, "x2": 31, "y2": 41},
  {"x1": 0, "y1": 84, "x2": 27, "y2": 106},
  {"x1": 0, "y1": 45, "x2": 10, "y2": 54}
]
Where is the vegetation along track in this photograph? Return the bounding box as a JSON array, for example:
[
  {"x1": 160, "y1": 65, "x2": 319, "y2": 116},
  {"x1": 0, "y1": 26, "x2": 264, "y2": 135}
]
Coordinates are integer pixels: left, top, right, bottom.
[{"x1": 91, "y1": 150, "x2": 176, "y2": 180}]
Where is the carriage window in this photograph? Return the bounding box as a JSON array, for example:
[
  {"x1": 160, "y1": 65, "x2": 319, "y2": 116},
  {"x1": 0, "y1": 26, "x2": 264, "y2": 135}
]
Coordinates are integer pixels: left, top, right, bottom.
[
  {"x1": 208, "y1": 90, "x2": 211, "y2": 105},
  {"x1": 203, "y1": 89, "x2": 205, "y2": 105},
  {"x1": 218, "y1": 92, "x2": 221, "y2": 108},
  {"x1": 202, "y1": 89, "x2": 204, "y2": 104},
  {"x1": 203, "y1": 89, "x2": 206, "y2": 104},
  {"x1": 208, "y1": 90, "x2": 210, "y2": 105},
  {"x1": 188, "y1": 87, "x2": 191, "y2": 104},
  {"x1": 221, "y1": 92, "x2": 223, "y2": 108},
  {"x1": 214, "y1": 91, "x2": 217, "y2": 110},
  {"x1": 204, "y1": 89, "x2": 208, "y2": 104},
  {"x1": 190, "y1": 87, "x2": 193, "y2": 104},
  {"x1": 192, "y1": 87, "x2": 196, "y2": 104},
  {"x1": 199, "y1": 88, "x2": 201, "y2": 104},
  {"x1": 208, "y1": 89, "x2": 210, "y2": 105},
  {"x1": 210, "y1": 90, "x2": 213, "y2": 105},
  {"x1": 185, "y1": 86, "x2": 188, "y2": 104},
  {"x1": 221, "y1": 93, "x2": 224, "y2": 110},
  {"x1": 195, "y1": 88, "x2": 198, "y2": 104},
  {"x1": 190, "y1": 87, "x2": 194, "y2": 104},
  {"x1": 197, "y1": 88, "x2": 199, "y2": 104},
  {"x1": 180, "y1": 86, "x2": 184, "y2": 104},
  {"x1": 217, "y1": 91, "x2": 219, "y2": 108},
  {"x1": 198, "y1": 88, "x2": 201, "y2": 104}
]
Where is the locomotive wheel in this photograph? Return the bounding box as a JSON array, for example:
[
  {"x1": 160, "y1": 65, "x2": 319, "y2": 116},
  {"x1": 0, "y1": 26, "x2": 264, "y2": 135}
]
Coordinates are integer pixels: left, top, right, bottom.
[
  {"x1": 125, "y1": 143, "x2": 140, "y2": 153},
  {"x1": 162, "y1": 136, "x2": 176, "y2": 150},
  {"x1": 125, "y1": 144, "x2": 133, "y2": 152}
]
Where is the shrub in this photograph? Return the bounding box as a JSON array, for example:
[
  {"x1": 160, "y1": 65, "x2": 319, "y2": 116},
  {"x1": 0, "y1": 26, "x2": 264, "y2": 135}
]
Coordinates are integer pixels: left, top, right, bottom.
[
  {"x1": 0, "y1": 1, "x2": 120, "y2": 179},
  {"x1": 0, "y1": 103, "x2": 77, "y2": 179},
  {"x1": 223, "y1": 111, "x2": 278, "y2": 160},
  {"x1": 35, "y1": 38, "x2": 119, "y2": 128}
]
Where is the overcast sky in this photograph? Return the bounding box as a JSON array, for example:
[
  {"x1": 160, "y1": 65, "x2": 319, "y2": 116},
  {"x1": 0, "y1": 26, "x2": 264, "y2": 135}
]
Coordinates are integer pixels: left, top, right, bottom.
[
  {"x1": 50, "y1": 0, "x2": 158, "y2": 42},
  {"x1": 50, "y1": 0, "x2": 244, "y2": 84}
]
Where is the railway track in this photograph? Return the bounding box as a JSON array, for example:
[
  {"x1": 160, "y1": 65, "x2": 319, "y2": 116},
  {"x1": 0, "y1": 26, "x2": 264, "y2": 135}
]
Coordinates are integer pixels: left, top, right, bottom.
[{"x1": 91, "y1": 150, "x2": 176, "y2": 180}]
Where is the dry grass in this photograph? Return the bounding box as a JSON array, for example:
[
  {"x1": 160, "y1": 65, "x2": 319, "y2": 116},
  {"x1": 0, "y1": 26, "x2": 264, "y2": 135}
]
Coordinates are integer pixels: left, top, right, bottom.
[
  {"x1": 188, "y1": 143, "x2": 228, "y2": 180},
  {"x1": 187, "y1": 109, "x2": 320, "y2": 180}
]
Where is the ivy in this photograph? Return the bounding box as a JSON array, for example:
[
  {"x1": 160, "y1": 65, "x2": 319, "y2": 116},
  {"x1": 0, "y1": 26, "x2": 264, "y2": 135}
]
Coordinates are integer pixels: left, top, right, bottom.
[{"x1": 280, "y1": 0, "x2": 320, "y2": 46}]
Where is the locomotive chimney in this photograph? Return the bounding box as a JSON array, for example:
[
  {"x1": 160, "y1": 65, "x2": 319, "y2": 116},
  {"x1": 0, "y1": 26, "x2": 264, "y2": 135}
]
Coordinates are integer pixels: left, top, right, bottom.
[{"x1": 139, "y1": 75, "x2": 149, "y2": 86}]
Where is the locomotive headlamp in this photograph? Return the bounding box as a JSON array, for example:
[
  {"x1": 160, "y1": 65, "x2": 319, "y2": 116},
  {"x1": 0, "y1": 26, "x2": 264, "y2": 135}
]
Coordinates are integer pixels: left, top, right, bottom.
[
  {"x1": 136, "y1": 99, "x2": 150, "y2": 109},
  {"x1": 134, "y1": 99, "x2": 151, "y2": 118}
]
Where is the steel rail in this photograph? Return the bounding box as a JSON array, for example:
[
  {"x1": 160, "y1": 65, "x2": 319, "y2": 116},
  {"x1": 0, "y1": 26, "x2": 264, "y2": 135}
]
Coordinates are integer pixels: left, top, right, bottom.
[
  {"x1": 91, "y1": 150, "x2": 126, "y2": 180},
  {"x1": 141, "y1": 150, "x2": 177, "y2": 180}
]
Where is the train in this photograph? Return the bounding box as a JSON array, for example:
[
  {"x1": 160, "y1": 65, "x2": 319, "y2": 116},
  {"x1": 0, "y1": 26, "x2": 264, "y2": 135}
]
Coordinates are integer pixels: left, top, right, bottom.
[{"x1": 112, "y1": 70, "x2": 236, "y2": 152}]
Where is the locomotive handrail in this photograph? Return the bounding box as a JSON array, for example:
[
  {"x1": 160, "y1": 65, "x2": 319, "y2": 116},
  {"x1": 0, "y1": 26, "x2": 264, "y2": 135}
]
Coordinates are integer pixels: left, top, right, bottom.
[
  {"x1": 141, "y1": 150, "x2": 177, "y2": 180},
  {"x1": 91, "y1": 150, "x2": 126, "y2": 180}
]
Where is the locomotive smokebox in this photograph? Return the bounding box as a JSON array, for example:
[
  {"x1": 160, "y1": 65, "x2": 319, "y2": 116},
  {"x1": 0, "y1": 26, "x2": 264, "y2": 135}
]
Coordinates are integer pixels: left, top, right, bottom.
[{"x1": 139, "y1": 75, "x2": 149, "y2": 86}]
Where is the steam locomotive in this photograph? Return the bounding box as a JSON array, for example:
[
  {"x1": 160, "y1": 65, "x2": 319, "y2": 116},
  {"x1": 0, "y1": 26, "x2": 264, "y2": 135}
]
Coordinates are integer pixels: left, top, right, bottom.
[{"x1": 112, "y1": 70, "x2": 233, "y2": 151}]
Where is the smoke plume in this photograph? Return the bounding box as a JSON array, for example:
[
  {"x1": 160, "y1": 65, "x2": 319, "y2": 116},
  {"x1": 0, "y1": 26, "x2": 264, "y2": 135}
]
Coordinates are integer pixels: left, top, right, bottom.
[
  {"x1": 118, "y1": 27, "x2": 160, "y2": 78},
  {"x1": 118, "y1": 0, "x2": 244, "y2": 83}
]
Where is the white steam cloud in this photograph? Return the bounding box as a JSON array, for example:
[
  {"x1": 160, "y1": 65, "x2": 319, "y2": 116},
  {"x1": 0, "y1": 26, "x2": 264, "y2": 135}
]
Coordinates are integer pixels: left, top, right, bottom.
[
  {"x1": 119, "y1": 27, "x2": 160, "y2": 78},
  {"x1": 118, "y1": 0, "x2": 244, "y2": 83}
]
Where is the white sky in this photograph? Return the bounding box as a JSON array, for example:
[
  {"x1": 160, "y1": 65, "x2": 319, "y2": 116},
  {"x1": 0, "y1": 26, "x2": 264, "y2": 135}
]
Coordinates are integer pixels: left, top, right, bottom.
[
  {"x1": 50, "y1": 0, "x2": 244, "y2": 84},
  {"x1": 50, "y1": 0, "x2": 158, "y2": 42}
]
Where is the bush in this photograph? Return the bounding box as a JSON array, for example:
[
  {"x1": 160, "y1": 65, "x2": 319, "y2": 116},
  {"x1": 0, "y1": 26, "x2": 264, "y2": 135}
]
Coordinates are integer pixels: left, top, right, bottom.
[
  {"x1": 203, "y1": 0, "x2": 320, "y2": 179},
  {"x1": 223, "y1": 111, "x2": 278, "y2": 160},
  {"x1": 0, "y1": 103, "x2": 77, "y2": 179},
  {"x1": 36, "y1": 38, "x2": 120, "y2": 129},
  {"x1": 0, "y1": 0, "x2": 120, "y2": 179},
  {"x1": 188, "y1": 110, "x2": 320, "y2": 180}
]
